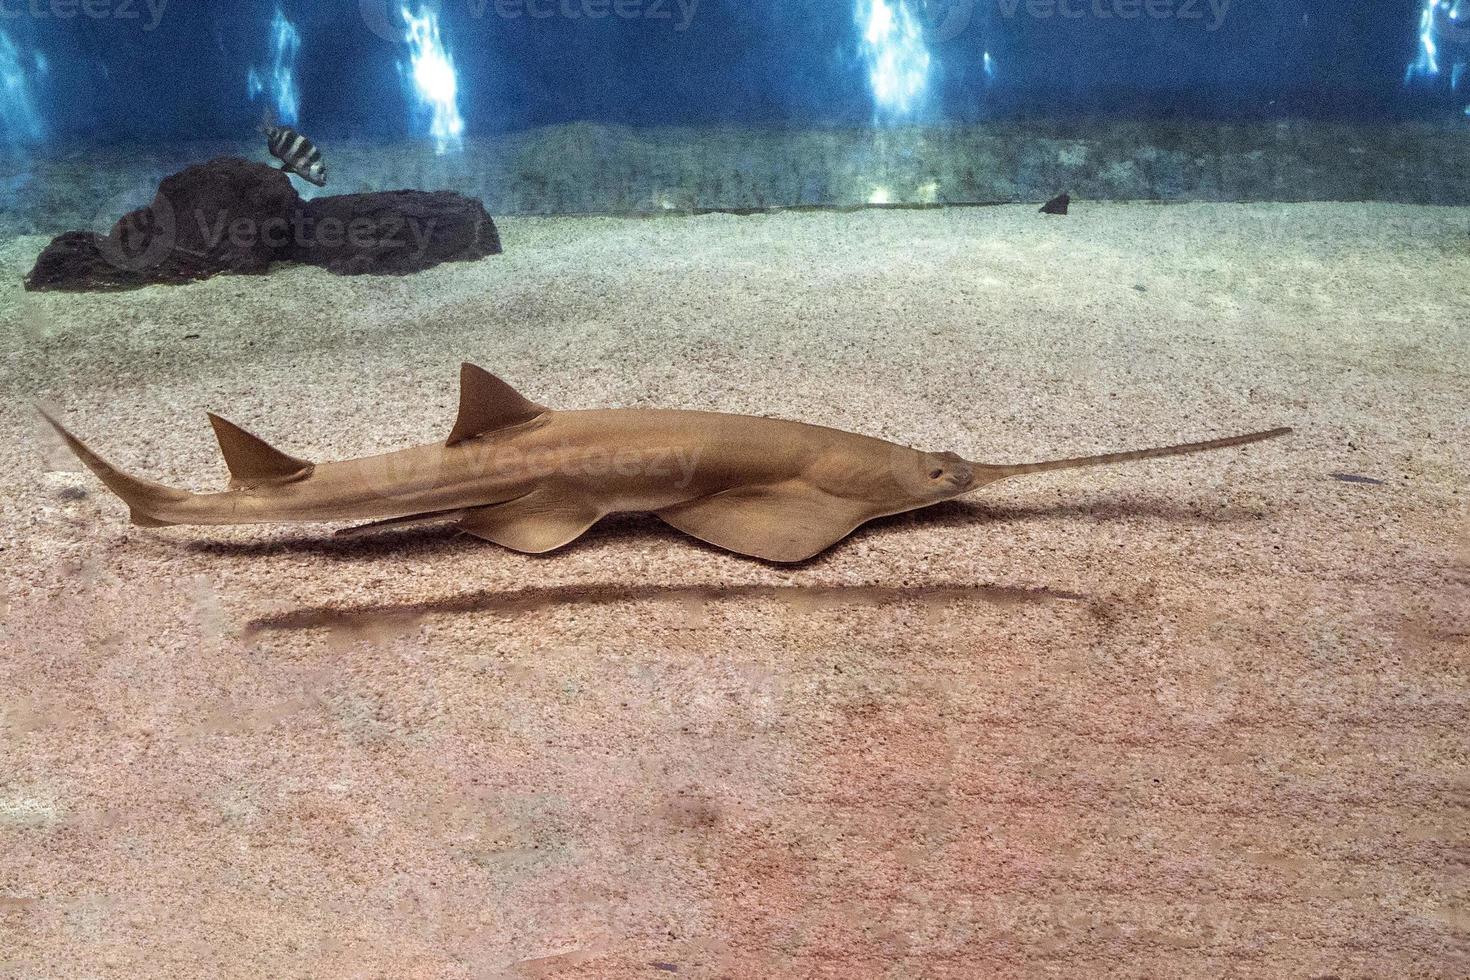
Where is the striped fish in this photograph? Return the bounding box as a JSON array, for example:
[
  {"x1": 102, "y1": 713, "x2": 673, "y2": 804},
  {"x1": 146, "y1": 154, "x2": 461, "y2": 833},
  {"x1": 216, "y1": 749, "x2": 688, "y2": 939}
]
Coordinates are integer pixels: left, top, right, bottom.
[{"x1": 260, "y1": 121, "x2": 327, "y2": 187}]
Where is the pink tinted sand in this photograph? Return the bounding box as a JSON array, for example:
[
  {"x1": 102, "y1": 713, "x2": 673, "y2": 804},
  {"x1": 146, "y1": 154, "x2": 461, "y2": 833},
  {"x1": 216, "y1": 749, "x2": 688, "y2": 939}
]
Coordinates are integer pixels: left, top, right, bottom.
[{"x1": 1, "y1": 202, "x2": 1467, "y2": 977}]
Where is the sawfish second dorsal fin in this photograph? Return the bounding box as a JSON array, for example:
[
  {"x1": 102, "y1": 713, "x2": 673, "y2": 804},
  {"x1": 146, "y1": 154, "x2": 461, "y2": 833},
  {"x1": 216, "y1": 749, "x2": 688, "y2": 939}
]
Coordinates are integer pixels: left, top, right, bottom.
[
  {"x1": 208, "y1": 413, "x2": 315, "y2": 488},
  {"x1": 447, "y1": 363, "x2": 548, "y2": 446}
]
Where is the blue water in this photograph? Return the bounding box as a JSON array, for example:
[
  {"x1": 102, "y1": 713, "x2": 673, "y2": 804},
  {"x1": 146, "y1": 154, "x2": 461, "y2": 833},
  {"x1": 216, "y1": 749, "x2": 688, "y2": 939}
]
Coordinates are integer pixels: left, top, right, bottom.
[{"x1": 0, "y1": 0, "x2": 1465, "y2": 149}]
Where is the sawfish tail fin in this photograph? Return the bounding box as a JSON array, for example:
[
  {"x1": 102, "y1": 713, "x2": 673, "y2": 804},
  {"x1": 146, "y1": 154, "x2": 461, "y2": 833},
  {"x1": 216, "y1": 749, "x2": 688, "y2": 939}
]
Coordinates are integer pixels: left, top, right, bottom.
[
  {"x1": 987, "y1": 427, "x2": 1293, "y2": 479},
  {"x1": 38, "y1": 408, "x2": 190, "y2": 527}
]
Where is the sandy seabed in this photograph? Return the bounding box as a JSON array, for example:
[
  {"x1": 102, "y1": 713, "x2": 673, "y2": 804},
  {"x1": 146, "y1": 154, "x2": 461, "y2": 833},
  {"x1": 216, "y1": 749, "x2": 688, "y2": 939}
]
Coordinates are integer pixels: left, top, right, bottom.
[{"x1": 1, "y1": 202, "x2": 1467, "y2": 978}]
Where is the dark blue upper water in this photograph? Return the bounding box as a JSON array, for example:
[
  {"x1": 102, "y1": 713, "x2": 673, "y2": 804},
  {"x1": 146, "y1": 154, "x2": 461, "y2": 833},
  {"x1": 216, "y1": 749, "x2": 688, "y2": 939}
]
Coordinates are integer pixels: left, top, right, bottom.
[{"x1": 1, "y1": 0, "x2": 1465, "y2": 147}]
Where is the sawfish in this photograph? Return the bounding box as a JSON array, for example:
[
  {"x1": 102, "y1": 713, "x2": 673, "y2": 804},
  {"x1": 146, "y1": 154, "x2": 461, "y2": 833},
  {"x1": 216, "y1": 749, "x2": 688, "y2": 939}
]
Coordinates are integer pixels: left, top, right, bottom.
[{"x1": 41, "y1": 364, "x2": 1291, "y2": 563}]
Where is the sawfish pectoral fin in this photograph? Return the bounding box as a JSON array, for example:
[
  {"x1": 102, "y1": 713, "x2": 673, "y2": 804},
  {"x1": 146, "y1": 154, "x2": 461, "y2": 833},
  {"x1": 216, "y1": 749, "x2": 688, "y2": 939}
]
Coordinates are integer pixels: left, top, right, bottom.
[
  {"x1": 657, "y1": 481, "x2": 876, "y2": 564},
  {"x1": 457, "y1": 488, "x2": 604, "y2": 554}
]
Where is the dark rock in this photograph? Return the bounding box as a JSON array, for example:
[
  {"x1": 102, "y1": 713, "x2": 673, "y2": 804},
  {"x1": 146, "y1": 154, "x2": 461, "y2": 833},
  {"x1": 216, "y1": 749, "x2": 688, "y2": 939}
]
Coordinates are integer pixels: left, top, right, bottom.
[
  {"x1": 23, "y1": 231, "x2": 194, "y2": 292},
  {"x1": 25, "y1": 159, "x2": 502, "y2": 291},
  {"x1": 154, "y1": 156, "x2": 301, "y2": 271},
  {"x1": 26, "y1": 157, "x2": 300, "y2": 291},
  {"x1": 285, "y1": 190, "x2": 502, "y2": 275},
  {"x1": 1040, "y1": 192, "x2": 1071, "y2": 215}
]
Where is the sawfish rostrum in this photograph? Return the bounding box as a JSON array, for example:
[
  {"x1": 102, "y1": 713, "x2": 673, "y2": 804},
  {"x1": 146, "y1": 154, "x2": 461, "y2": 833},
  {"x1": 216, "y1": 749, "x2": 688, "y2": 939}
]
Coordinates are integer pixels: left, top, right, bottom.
[{"x1": 42, "y1": 364, "x2": 1291, "y2": 563}]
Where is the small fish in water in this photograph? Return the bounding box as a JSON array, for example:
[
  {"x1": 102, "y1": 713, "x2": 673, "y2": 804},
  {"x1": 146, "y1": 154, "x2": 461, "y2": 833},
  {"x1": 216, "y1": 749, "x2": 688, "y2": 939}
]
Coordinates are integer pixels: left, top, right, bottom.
[{"x1": 259, "y1": 115, "x2": 327, "y2": 187}]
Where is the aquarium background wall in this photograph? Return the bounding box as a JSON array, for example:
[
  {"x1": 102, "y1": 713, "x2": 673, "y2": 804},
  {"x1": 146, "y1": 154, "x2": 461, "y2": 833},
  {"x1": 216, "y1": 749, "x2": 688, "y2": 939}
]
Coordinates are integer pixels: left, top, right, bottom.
[{"x1": 3, "y1": 0, "x2": 1469, "y2": 226}]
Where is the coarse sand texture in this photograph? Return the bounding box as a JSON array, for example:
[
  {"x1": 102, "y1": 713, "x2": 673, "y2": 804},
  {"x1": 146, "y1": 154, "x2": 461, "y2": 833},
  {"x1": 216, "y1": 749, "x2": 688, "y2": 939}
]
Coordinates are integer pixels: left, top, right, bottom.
[{"x1": 2, "y1": 202, "x2": 1467, "y2": 977}]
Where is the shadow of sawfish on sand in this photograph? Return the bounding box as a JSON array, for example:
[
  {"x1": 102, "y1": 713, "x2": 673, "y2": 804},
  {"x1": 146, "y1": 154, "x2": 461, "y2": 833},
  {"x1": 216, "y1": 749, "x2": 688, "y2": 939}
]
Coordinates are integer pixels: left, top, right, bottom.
[
  {"x1": 226, "y1": 487, "x2": 1287, "y2": 640},
  {"x1": 172, "y1": 482, "x2": 1290, "y2": 636},
  {"x1": 218, "y1": 493, "x2": 1271, "y2": 635},
  {"x1": 243, "y1": 579, "x2": 1086, "y2": 638}
]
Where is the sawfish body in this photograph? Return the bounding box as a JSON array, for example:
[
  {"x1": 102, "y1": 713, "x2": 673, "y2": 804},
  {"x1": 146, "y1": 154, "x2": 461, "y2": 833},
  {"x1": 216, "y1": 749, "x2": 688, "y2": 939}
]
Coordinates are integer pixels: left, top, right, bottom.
[{"x1": 43, "y1": 364, "x2": 1291, "y2": 563}]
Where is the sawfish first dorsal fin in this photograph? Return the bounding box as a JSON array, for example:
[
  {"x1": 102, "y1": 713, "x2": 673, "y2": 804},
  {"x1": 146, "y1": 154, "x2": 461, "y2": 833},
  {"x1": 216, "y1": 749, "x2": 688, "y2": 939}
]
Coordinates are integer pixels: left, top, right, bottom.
[
  {"x1": 207, "y1": 413, "x2": 315, "y2": 488},
  {"x1": 446, "y1": 363, "x2": 548, "y2": 446}
]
